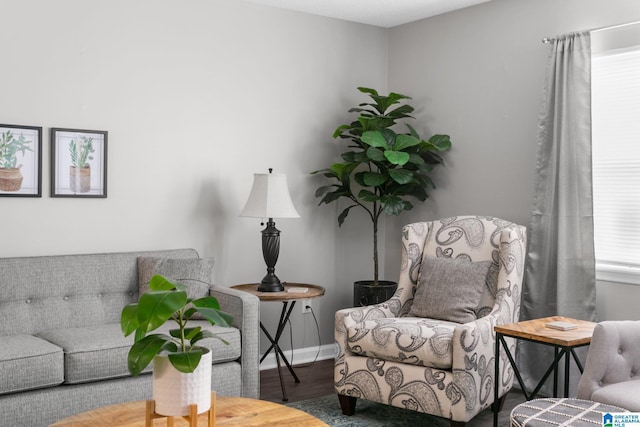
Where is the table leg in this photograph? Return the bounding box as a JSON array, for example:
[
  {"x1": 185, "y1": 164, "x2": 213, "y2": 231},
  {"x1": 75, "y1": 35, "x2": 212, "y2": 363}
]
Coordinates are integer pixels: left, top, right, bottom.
[
  {"x1": 259, "y1": 301, "x2": 301, "y2": 401},
  {"x1": 564, "y1": 346, "x2": 570, "y2": 398},
  {"x1": 553, "y1": 346, "x2": 559, "y2": 397},
  {"x1": 493, "y1": 333, "x2": 500, "y2": 427},
  {"x1": 571, "y1": 348, "x2": 585, "y2": 373},
  {"x1": 529, "y1": 349, "x2": 565, "y2": 398},
  {"x1": 272, "y1": 302, "x2": 300, "y2": 382}
]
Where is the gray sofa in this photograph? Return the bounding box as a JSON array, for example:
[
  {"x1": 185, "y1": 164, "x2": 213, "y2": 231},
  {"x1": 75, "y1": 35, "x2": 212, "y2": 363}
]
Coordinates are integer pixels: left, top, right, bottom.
[{"x1": 0, "y1": 248, "x2": 260, "y2": 427}]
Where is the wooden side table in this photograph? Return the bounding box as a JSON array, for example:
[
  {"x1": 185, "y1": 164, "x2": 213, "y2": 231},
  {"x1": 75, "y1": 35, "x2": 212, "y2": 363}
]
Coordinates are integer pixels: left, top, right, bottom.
[
  {"x1": 492, "y1": 316, "x2": 597, "y2": 427},
  {"x1": 231, "y1": 283, "x2": 325, "y2": 402}
]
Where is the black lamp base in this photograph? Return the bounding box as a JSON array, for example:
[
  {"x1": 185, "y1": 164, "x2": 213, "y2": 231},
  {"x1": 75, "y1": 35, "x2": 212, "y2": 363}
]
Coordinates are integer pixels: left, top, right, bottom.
[
  {"x1": 257, "y1": 218, "x2": 285, "y2": 292},
  {"x1": 257, "y1": 275, "x2": 284, "y2": 292}
]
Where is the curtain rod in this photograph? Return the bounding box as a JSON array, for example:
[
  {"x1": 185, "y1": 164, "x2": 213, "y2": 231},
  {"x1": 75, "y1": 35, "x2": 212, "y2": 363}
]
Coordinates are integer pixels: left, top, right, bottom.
[{"x1": 542, "y1": 20, "x2": 640, "y2": 43}]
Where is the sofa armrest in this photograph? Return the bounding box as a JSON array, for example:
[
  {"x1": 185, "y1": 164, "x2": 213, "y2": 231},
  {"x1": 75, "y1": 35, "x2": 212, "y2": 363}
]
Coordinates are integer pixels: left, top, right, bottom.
[{"x1": 209, "y1": 285, "x2": 260, "y2": 399}]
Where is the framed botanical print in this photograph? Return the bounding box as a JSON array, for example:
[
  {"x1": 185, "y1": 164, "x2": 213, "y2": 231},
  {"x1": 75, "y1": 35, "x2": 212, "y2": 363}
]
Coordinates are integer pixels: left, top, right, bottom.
[
  {"x1": 51, "y1": 128, "x2": 108, "y2": 198},
  {"x1": 0, "y1": 124, "x2": 42, "y2": 197}
]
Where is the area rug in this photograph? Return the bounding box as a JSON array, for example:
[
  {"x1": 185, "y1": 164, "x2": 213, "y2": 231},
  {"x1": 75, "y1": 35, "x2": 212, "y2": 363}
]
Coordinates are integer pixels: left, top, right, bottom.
[{"x1": 286, "y1": 394, "x2": 449, "y2": 427}]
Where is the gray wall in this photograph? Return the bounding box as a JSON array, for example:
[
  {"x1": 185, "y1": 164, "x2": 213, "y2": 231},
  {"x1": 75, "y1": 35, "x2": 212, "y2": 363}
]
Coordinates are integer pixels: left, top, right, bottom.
[
  {"x1": 3, "y1": 0, "x2": 639, "y2": 359},
  {"x1": 0, "y1": 0, "x2": 387, "y2": 356},
  {"x1": 385, "y1": 0, "x2": 640, "y2": 321}
]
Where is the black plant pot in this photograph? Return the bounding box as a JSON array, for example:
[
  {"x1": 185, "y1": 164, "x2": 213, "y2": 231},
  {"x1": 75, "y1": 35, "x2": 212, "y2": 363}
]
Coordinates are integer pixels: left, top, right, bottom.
[{"x1": 353, "y1": 280, "x2": 398, "y2": 307}]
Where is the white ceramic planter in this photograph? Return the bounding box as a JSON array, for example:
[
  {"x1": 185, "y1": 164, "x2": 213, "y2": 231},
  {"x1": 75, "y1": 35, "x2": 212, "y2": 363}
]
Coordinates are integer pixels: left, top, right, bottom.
[{"x1": 152, "y1": 348, "x2": 212, "y2": 416}]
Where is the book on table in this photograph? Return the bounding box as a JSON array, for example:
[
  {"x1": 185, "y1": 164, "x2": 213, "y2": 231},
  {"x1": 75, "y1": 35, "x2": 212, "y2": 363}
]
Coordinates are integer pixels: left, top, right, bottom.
[{"x1": 546, "y1": 321, "x2": 577, "y2": 331}]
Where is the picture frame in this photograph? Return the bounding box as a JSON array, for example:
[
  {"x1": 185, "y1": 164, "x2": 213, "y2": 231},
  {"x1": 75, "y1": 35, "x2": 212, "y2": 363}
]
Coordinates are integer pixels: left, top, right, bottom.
[
  {"x1": 51, "y1": 128, "x2": 108, "y2": 198},
  {"x1": 0, "y1": 124, "x2": 42, "y2": 197}
]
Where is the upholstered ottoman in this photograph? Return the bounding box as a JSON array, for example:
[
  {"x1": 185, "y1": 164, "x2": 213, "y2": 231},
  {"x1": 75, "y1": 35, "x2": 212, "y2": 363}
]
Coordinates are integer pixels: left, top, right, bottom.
[{"x1": 510, "y1": 398, "x2": 627, "y2": 426}]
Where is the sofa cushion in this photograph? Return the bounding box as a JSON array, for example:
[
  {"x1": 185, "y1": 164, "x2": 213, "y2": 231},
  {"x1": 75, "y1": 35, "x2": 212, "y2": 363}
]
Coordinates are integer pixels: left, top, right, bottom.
[
  {"x1": 0, "y1": 335, "x2": 64, "y2": 394},
  {"x1": 138, "y1": 256, "x2": 214, "y2": 297},
  {"x1": 138, "y1": 257, "x2": 215, "y2": 320},
  {"x1": 409, "y1": 256, "x2": 493, "y2": 324},
  {"x1": 346, "y1": 317, "x2": 457, "y2": 369},
  {"x1": 37, "y1": 322, "x2": 241, "y2": 384}
]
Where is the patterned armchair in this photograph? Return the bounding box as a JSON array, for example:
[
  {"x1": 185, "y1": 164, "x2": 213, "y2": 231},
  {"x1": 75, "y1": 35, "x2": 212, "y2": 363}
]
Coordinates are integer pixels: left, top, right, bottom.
[{"x1": 335, "y1": 216, "x2": 527, "y2": 427}]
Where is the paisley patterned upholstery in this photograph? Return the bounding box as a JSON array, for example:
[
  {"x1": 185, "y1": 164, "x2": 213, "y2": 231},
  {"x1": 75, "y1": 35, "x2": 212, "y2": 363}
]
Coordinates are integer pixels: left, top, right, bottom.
[
  {"x1": 335, "y1": 216, "x2": 527, "y2": 426},
  {"x1": 347, "y1": 317, "x2": 459, "y2": 369}
]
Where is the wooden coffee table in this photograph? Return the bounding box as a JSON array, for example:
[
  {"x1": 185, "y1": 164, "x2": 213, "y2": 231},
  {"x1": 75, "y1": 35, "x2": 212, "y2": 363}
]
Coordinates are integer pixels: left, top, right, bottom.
[{"x1": 50, "y1": 395, "x2": 328, "y2": 426}]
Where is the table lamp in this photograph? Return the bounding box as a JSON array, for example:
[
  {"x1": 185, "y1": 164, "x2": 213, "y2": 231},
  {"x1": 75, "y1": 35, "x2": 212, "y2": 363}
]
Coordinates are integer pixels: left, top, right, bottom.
[{"x1": 240, "y1": 169, "x2": 299, "y2": 292}]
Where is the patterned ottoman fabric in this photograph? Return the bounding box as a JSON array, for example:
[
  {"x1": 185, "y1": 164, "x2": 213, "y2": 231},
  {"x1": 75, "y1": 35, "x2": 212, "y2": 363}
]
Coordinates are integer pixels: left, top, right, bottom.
[{"x1": 510, "y1": 398, "x2": 628, "y2": 427}]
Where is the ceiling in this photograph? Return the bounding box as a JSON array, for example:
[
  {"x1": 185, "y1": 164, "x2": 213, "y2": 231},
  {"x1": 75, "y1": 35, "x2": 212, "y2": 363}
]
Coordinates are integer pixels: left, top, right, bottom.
[{"x1": 242, "y1": 0, "x2": 494, "y2": 28}]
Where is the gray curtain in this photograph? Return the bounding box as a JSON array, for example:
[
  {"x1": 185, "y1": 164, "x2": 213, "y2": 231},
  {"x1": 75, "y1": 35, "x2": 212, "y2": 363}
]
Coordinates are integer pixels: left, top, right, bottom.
[{"x1": 518, "y1": 31, "x2": 597, "y2": 397}]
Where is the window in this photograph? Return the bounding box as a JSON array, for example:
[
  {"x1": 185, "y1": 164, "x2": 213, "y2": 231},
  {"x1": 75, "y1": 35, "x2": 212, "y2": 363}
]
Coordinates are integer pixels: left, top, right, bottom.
[{"x1": 592, "y1": 41, "x2": 640, "y2": 284}]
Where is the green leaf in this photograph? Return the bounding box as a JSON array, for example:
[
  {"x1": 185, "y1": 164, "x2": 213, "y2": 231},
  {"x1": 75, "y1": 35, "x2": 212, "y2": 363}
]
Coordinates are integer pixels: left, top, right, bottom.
[
  {"x1": 168, "y1": 349, "x2": 203, "y2": 374},
  {"x1": 191, "y1": 329, "x2": 229, "y2": 346},
  {"x1": 405, "y1": 123, "x2": 420, "y2": 139},
  {"x1": 137, "y1": 290, "x2": 187, "y2": 333},
  {"x1": 169, "y1": 327, "x2": 202, "y2": 341},
  {"x1": 384, "y1": 150, "x2": 410, "y2": 165},
  {"x1": 393, "y1": 134, "x2": 421, "y2": 151},
  {"x1": 191, "y1": 295, "x2": 221, "y2": 310},
  {"x1": 380, "y1": 195, "x2": 406, "y2": 216},
  {"x1": 389, "y1": 169, "x2": 414, "y2": 185},
  {"x1": 310, "y1": 167, "x2": 333, "y2": 176},
  {"x1": 366, "y1": 147, "x2": 386, "y2": 162},
  {"x1": 314, "y1": 184, "x2": 337, "y2": 198},
  {"x1": 358, "y1": 190, "x2": 379, "y2": 202},
  {"x1": 121, "y1": 303, "x2": 140, "y2": 336},
  {"x1": 408, "y1": 153, "x2": 426, "y2": 166},
  {"x1": 127, "y1": 334, "x2": 172, "y2": 376},
  {"x1": 333, "y1": 124, "x2": 352, "y2": 138},
  {"x1": 149, "y1": 274, "x2": 183, "y2": 291},
  {"x1": 337, "y1": 205, "x2": 358, "y2": 226},
  {"x1": 357, "y1": 87, "x2": 380, "y2": 97},
  {"x1": 361, "y1": 131, "x2": 389, "y2": 149},
  {"x1": 195, "y1": 306, "x2": 233, "y2": 327},
  {"x1": 427, "y1": 134, "x2": 452, "y2": 151},
  {"x1": 329, "y1": 163, "x2": 356, "y2": 181},
  {"x1": 362, "y1": 172, "x2": 387, "y2": 187}
]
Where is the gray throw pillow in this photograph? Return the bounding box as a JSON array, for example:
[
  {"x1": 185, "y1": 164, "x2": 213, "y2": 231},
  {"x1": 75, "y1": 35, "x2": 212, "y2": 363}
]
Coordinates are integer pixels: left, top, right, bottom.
[
  {"x1": 137, "y1": 257, "x2": 214, "y2": 300},
  {"x1": 409, "y1": 256, "x2": 492, "y2": 324}
]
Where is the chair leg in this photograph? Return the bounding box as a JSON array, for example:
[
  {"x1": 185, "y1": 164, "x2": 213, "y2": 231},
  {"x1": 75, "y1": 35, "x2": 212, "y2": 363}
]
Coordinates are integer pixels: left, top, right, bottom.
[
  {"x1": 337, "y1": 394, "x2": 357, "y2": 416},
  {"x1": 491, "y1": 394, "x2": 507, "y2": 413},
  {"x1": 450, "y1": 421, "x2": 465, "y2": 427}
]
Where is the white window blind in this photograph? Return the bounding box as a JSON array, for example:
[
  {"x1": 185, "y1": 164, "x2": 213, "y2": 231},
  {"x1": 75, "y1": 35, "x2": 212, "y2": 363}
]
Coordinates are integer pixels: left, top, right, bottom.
[{"x1": 592, "y1": 44, "x2": 640, "y2": 284}]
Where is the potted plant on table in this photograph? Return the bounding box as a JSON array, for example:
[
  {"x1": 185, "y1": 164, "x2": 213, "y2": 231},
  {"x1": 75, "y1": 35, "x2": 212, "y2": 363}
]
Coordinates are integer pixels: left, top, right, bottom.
[
  {"x1": 0, "y1": 130, "x2": 32, "y2": 192},
  {"x1": 312, "y1": 87, "x2": 452, "y2": 306},
  {"x1": 121, "y1": 274, "x2": 233, "y2": 416},
  {"x1": 69, "y1": 136, "x2": 94, "y2": 193}
]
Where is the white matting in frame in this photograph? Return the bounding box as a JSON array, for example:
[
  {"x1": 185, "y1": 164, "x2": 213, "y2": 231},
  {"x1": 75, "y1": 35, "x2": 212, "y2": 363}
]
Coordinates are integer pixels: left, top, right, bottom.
[
  {"x1": 0, "y1": 124, "x2": 42, "y2": 197},
  {"x1": 51, "y1": 128, "x2": 108, "y2": 198}
]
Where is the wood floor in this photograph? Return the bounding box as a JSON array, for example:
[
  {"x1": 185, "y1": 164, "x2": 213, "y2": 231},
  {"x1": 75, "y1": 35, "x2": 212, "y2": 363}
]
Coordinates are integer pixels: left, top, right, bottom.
[
  {"x1": 260, "y1": 358, "x2": 335, "y2": 404},
  {"x1": 259, "y1": 357, "x2": 527, "y2": 426}
]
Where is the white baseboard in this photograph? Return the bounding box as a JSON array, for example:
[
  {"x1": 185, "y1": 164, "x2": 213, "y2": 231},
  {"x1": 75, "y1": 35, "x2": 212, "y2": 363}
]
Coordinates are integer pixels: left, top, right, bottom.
[{"x1": 259, "y1": 343, "x2": 336, "y2": 371}]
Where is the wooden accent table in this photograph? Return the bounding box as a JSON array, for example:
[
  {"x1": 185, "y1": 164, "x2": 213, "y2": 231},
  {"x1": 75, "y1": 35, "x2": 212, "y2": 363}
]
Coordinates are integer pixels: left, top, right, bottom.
[
  {"x1": 50, "y1": 395, "x2": 328, "y2": 426},
  {"x1": 231, "y1": 283, "x2": 325, "y2": 402},
  {"x1": 493, "y1": 316, "x2": 597, "y2": 427}
]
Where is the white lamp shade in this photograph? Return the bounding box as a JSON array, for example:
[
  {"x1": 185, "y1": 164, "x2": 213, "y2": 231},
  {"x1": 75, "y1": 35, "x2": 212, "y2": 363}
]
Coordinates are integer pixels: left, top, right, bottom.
[{"x1": 240, "y1": 172, "x2": 300, "y2": 219}]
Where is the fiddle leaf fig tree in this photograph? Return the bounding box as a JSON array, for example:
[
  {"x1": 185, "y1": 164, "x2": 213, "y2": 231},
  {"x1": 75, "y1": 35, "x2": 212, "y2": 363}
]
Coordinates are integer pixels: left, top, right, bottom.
[{"x1": 312, "y1": 87, "x2": 452, "y2": 284}]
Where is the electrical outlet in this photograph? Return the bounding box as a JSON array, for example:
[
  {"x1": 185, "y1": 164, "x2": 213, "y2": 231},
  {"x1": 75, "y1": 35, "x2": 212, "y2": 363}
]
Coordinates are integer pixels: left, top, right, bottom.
[{"x1": 301, "y1": 298, "x2": 312, "y2": 314}]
